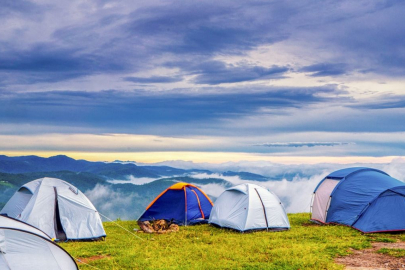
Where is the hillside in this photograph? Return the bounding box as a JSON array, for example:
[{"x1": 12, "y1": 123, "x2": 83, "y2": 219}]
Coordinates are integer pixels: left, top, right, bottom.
[
  {"x1": 0, "y1": 170, "x2": 108, "y2": 209},
  {"x1": 0, "y1": 155, "x2": 269, "y2": 218},
  {"x1": 0, "y1": 155, "x2": 270, "y2": 181},
  {"x1": 0, "y1": 155, "x2": 180, "y2": 178},
  {"x1": 60, "y1": 213, "x2": 405, "y2": 269},
  {"x1": 0, "y1": 170, "x2": 232, "y2": 218}
]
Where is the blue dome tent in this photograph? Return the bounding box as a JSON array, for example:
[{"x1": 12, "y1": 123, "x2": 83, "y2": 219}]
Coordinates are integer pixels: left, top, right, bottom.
[
  {"x1": 353, "y1": 186, "x2": 405, "y2": 233},
  {"x1": 138, "y1": 182, "x2": 213, "y2": 225},
  {"x1": 311, "y1": 167, "x2": 405, "y2": 233}
]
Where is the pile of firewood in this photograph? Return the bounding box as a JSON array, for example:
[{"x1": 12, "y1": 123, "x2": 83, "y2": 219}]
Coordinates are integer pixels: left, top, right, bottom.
[{"x1": 137, "y1": 220, "x2": 179, "y2": 234}]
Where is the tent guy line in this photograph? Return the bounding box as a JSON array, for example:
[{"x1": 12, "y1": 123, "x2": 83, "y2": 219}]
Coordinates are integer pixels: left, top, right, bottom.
[{"x1": 98, "y1": 212, "x2": 145, "y2": 241}]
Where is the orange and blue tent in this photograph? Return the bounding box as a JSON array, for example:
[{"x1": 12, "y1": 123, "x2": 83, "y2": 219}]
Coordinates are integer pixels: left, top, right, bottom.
[{"x1": 138, "y1": 182, "x2": 213, "y2": 225}]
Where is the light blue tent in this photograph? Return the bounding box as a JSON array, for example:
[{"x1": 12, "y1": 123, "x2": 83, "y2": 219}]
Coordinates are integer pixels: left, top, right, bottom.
[
  {"x1": 209, "y1": 183, "x2": 290, "y2": 232},
  {"x1": 0, "y1": 215, "x2": 78, "y2": 269},
  {"x1": 311, "y1": 167, "x2": 405, "y2": 233},
  {"x1": 1, "y1": 178, "x2": 106, "y2": 241}
]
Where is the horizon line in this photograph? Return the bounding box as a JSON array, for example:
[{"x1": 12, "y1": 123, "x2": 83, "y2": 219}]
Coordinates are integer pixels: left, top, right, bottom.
[{"x1": 1, "y1": 151, "x2": 403, "y2": 165}]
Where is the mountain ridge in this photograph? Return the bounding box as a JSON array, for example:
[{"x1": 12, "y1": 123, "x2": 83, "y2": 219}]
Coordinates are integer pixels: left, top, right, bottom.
[
  {"x1": 0, "y1": 154, "x2": 270, "y2": 181},
  {"x1": 0, "y1": 154, "x2": 273, "y2": 219}
]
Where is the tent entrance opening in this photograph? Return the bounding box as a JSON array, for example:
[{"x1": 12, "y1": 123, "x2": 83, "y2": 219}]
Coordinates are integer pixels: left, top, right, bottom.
[
  {"x1": 54, "y1": 187, "x2": 67, "y2": 241},
  {"x1": 311, "y1": 179, "x2": 339, "y2": 223}
]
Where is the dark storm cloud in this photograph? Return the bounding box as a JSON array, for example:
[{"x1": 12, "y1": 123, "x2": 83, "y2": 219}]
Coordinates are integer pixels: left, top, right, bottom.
[
  {"x1": 0, "y1": 0, "x2": 40, "y2": 16},
  {"x1": 0, "y1": 46, "x2": 85, "y2": 72},
  {"x1": 318, "y1": 1, "x2": 405, "y2": 76},
  {"x1": 349, "y1": 94, "x2": 405, "y2": 110},
  {"x1": 0, "y1": 1, "x2": 294, "y2": 85},
  {"x1": 0, "y1": 43, "x2": 129, "y2": 84},
  {"x1": 299, "y1": 63, "x2": 349, "y2": 77},
  {"x1": 0, "y1": 85, "x2": 340, "y2": 130},
  {"x1": 165, "y1": 60, "x2": 289, "y2": 85},
  {"x1": 123, "y1": 1, "x2": 291, "y2": 55},
  {"x1": 1, "y1": 0, "x2": 405, "y2": 148},
  {"x1": 255, "y1": 142, "x2": 352, "y2": 148},
  {"x1": 124, "y1": 76, "x2": 183, "y2": 84},
  {"x1": 2, "y1": 0, "x2": 405, "y2": 86}
]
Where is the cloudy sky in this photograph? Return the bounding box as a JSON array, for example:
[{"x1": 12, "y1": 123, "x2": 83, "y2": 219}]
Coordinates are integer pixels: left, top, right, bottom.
[{"x1": 1, "y1": 0, "x2": 405, "y2": 163}]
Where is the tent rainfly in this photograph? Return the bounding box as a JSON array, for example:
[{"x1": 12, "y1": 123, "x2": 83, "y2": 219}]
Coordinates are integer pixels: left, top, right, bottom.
[
  {"x1": 139, "y1": 182, "x2": 213, "y2": 225},
  {"x1": 1, "y1": 177, "x2": 106, "y2": 241},
  {"x1": 311, "y1": 167, "x2": 405, "y2": 233},
  {"x1": 0, "y1": 215, "x2": 78, "y2": 270},
  {"x1": 209, "y1": 183, "x2": 290, "y2": 232}
]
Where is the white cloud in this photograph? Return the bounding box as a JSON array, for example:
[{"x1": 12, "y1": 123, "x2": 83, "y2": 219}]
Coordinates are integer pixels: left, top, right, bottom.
[
  {"x1": 166, "y1": 158, "x2": 405, "y2": 213},
  {"x1": 0, "y1": 133, "x2": 226, "y2": 151},
  {"x1": 108, "y1": 175, "x2": 160, "y2": 185},
  {"x1": 149, "y1": 160, "x2": 342, "y2": 177},
  {"x1": 260, "y1": 174, "x2": 327, "y2": 213},
  {"x1": 85, "y1": 184, "x2": 139, "y2": 220},
  {"x1": 88, "y1": 158, "x2": 405, "y2": 218},
  {"x1": 189, "y1": 171, "x2": 328, "y2": 213},
  {"x1": 382, "y1": 158, "x2": 405, "y2": 182},
  {"x1": 199, "y1": 183, "x2": 228, "y2": 198}
]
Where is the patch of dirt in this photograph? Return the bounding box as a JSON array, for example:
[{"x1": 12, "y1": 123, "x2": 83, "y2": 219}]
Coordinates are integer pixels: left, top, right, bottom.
[
  {"x1": 335, "y1": 242, "x2": 405, "y2": 269},
  {"x1": 76, "y1": 255, "x2": 110, "y2": 264},
  {"x1": 301, "y1": 222, "x2": 321, "y2": 227}
]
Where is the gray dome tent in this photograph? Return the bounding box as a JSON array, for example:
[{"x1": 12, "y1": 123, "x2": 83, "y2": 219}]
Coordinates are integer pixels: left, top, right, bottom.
[
  {"x1": 1, "y1": 177, "x2": 106, "y2": 241},
  {"x1": 209, "y1": 183, "x2": 290, "y2": 232},
  {"x1": 0, "y1": 215, "x2": 78, "y2": 270}
]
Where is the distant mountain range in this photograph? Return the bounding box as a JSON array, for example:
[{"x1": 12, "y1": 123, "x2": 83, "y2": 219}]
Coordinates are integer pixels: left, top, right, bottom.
[
  {"x1": 0, "y1": 154, "x2": 194, "y2": 177},
  {"x1": 0, "y1": 155, "x2": 273, "y2": 219},
  {"x1": 0, "y1": 154, "x2": 269, "y2": 180}
]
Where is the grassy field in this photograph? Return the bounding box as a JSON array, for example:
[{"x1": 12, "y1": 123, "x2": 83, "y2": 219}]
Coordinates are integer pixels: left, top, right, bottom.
[{"x1": 60, "y1": 213, "x2": 403, "y2": 269}]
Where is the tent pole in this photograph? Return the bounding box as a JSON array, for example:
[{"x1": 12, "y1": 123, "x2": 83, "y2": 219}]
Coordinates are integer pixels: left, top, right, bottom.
[
  {"x1": 310, "y1": 193, "x2": 315, "y2": 219},
  {"x1": 184, "y1": 187, "x2": 187, "y2": 226},
  {"x1": 254, "y1": 188, "x2": 269, "y2": 231}
]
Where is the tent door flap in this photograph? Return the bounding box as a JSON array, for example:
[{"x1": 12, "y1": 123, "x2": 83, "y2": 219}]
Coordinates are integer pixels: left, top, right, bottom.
[
  {"x1": 53, "y1": 187, "x2": 67, "y2": 241},
  {"x1": 311, "y1": 179, "x2": 339, "y2": 223},
  {"x1": 254, "y1": 188, "x2": 269, "y2": 230}
]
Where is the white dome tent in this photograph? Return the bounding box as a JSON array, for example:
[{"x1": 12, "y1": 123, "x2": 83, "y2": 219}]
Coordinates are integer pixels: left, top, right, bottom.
[
  {"x1": 1, "y1": 177, "x2": 106, "y2": 241},
  {"x1": 0, "y1": 215, "x2": 50, "y2": 239},
  {"x1": 209, "y1": 183, "x2": 290, "y2": 232},
  {"x1": 0, "y1": 215, "x2": 78, "y2": 270}
]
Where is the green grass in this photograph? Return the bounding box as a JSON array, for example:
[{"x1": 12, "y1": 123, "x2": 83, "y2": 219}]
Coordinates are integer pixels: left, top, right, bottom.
[
  {"x1": 377, "y1": 248, "x2": 405, "y2": 257},
  {"x1": 60, "y1": 213, "x2": 374, "y2": 270},
  {"x1": 369, "y1": 237, "x2": 397, "y2": 243}
]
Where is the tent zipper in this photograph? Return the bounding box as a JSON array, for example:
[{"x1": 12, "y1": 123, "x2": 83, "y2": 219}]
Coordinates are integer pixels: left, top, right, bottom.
[{"x1": 184, "y1": 187, "x2": 187, "y2": 226}]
